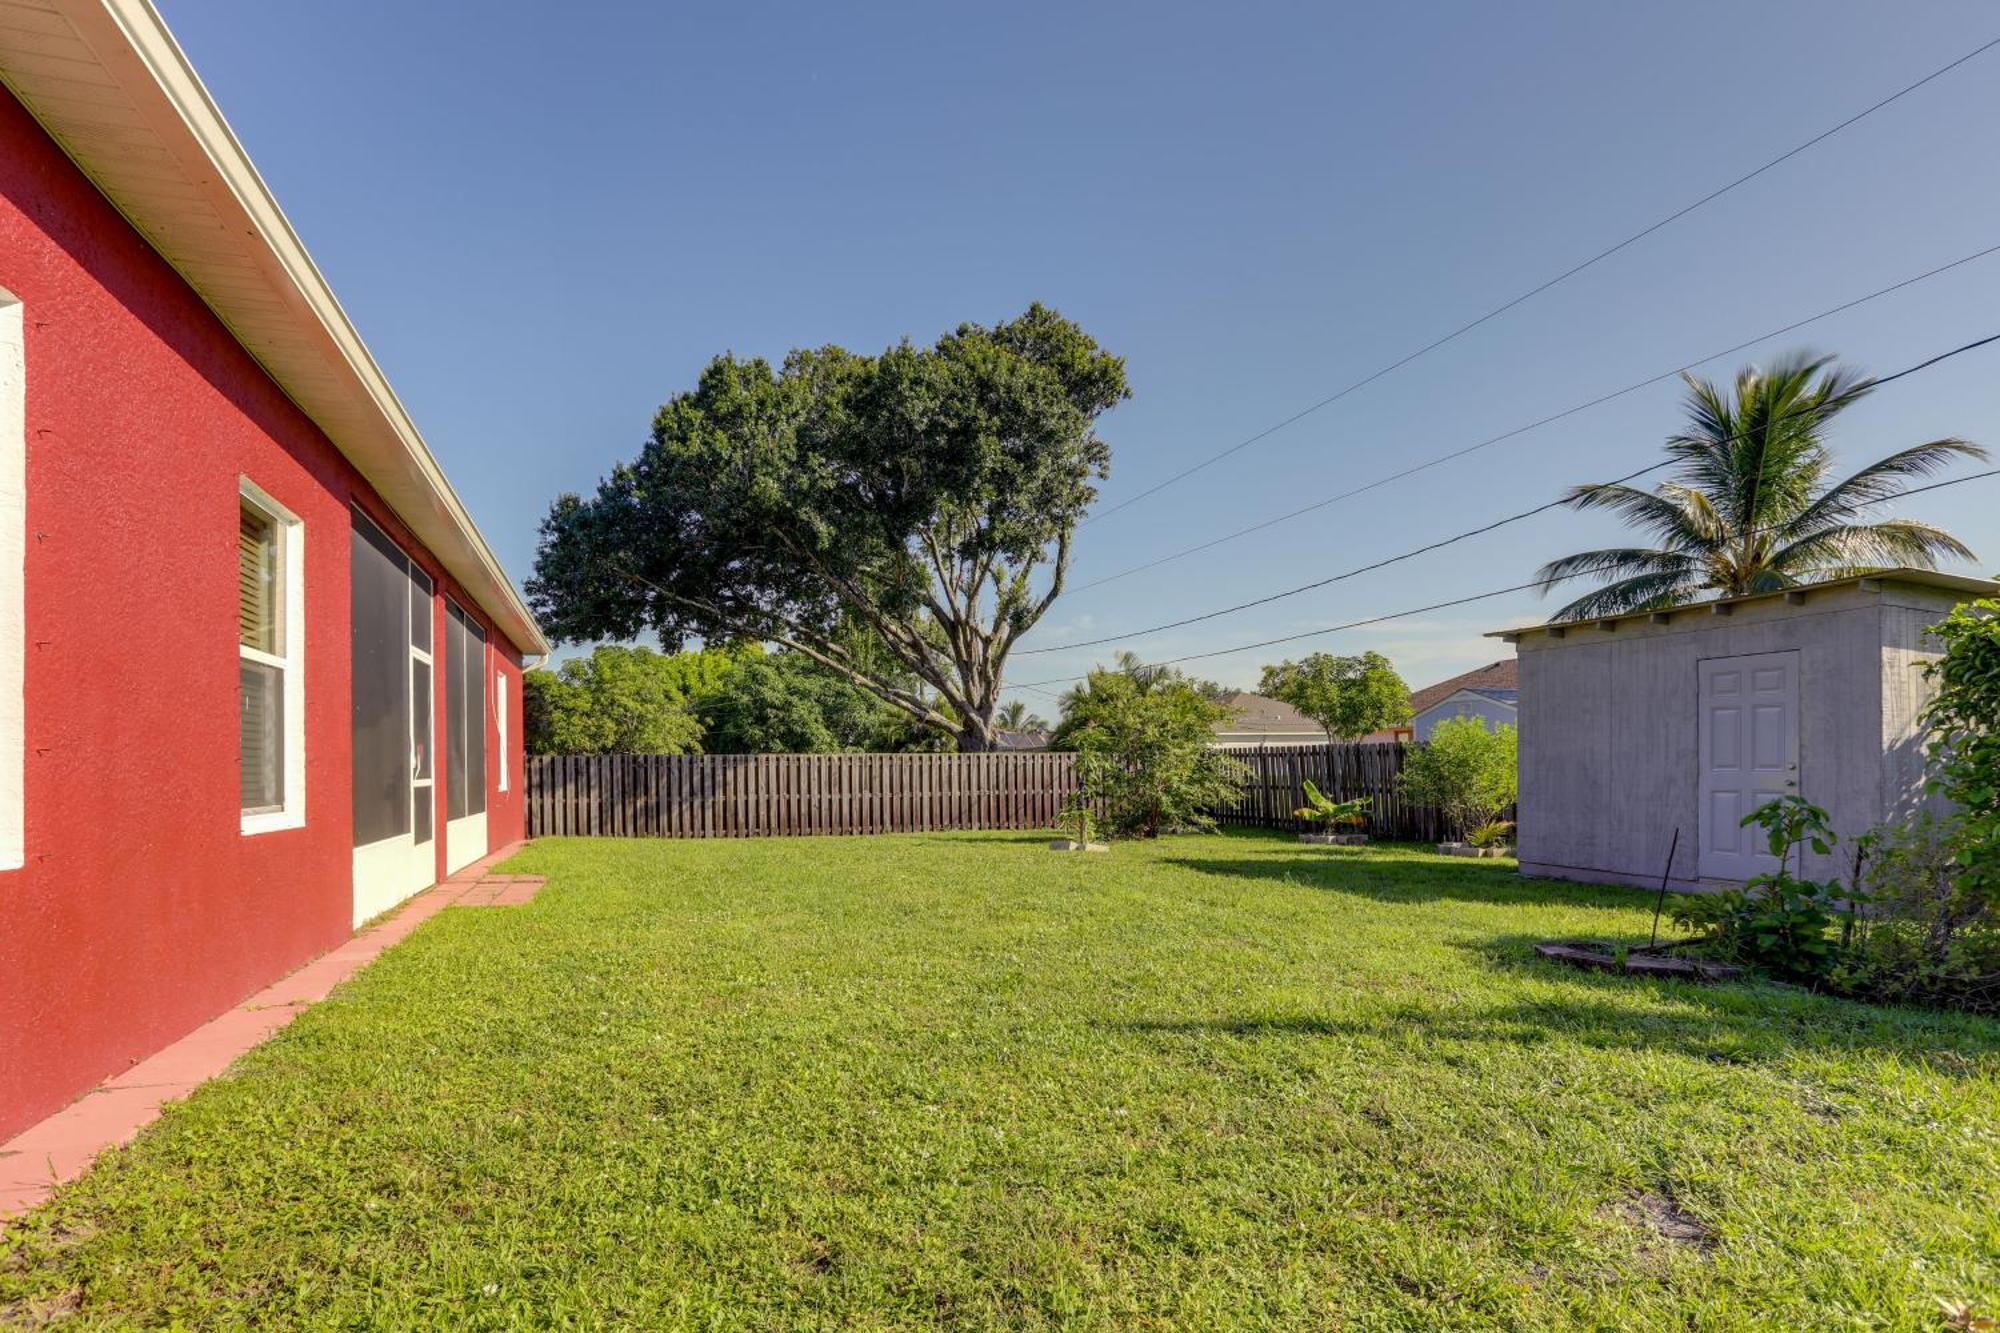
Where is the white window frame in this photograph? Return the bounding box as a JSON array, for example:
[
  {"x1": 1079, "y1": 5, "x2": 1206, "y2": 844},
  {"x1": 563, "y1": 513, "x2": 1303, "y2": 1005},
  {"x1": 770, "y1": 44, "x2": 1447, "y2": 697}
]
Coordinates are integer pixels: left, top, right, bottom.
[
  {"x1": 0, "y1": 289, "x2": 22, "y2": 870},
  {"x1": 494, "y1": 668, "x2": 508, "y2": 792},
  {"x1": 239, "y1": 477, "x2": 305, "y2": 835}
]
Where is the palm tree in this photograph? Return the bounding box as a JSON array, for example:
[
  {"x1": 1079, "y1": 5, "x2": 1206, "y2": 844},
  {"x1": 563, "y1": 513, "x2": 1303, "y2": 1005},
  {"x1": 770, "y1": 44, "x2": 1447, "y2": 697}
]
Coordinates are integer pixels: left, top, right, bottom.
[
  {"x1": 1536, "y1": 352, "x2": 1985, "y2": 620},
  {"x1": 995, "y1": 700, "x2": 1049, "y2": 732}
]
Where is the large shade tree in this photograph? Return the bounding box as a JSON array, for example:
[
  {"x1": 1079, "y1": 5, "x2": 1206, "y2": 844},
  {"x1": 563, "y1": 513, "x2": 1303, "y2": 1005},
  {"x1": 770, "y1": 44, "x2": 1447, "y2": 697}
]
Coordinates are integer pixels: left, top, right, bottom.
[
  {"x1": 530, "y1": 305, "x2": 1129, "y2": 751},
  {"x1": 1536, "y1": 353, "x2": 1986, "y2": 621},
  {"x1": 1258, "y1": 651, "x2": 1411, "y2": 742},
  {"x1": 521, "y1": 644, "x2": 734, "y2": 755}
]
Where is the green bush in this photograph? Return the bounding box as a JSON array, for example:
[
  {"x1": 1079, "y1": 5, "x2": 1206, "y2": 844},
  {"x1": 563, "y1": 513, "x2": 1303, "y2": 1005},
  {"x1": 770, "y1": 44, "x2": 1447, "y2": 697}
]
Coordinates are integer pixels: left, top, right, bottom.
[
  {"x1": 1057, "y1": 667, "x2": 1248, "y2": 838},
  {"x1": 1398, "y1": 718, "x2": 1517, "y2": 840},
  {"x1": 1673, "y1": 801, "x2": 2000, "y2": 1011},
  {"x1": 1687, "y1": 797, "x2": 1852, "y2": 981},
  {"x1": 1831, "y1": 815, "x2": 2000, "y2": 1013},
  {"x1": 1921, "y1": 593, "x2": 2000, "y2": 912}
]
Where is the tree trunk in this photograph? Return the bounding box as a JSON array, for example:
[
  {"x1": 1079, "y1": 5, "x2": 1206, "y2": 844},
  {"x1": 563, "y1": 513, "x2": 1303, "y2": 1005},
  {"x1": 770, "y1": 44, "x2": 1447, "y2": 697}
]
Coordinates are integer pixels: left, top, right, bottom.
[{"x1": 957, "y1": 721, "x2": 996, "y2": 753}]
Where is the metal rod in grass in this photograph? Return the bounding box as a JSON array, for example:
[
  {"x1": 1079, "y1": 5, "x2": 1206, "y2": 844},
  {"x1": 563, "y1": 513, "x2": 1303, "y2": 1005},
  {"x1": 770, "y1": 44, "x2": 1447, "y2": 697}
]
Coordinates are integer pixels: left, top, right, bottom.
[{"x1": 1648, "y1": 827, "x2": 1681, "y2": 950}]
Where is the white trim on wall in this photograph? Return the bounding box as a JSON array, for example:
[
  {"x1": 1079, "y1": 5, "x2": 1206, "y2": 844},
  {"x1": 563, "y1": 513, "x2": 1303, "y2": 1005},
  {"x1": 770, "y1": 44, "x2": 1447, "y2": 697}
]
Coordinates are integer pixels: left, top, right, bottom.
[
  {"x1": 239, "y1": 476, "x2": 305, "y2": 835},
  {"x1": 0, "y1": 290, "x2": 22, "y2": 870}
]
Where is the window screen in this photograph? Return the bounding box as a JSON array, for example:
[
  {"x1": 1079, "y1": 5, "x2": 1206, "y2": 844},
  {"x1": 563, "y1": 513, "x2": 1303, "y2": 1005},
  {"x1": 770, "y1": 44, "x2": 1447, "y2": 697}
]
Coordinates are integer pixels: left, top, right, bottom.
[
  {"x1": 351, "y1": 514, "x2": 413, "y2": 846},
  {"x1": 446, "y1": 602, "x2": 487, "y2": 818}
]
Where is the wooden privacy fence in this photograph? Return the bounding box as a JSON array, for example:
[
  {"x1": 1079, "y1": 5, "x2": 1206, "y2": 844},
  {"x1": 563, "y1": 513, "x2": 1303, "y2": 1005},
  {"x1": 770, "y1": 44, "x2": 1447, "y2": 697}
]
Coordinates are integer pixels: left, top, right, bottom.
[
  {"x1": 526, "y1": 751, "x2": 1084, "y2": 839},
  {"x1": 527, "y1": 743, "x2": 1448, "y2": 841},
  {"x1": 1214, "y1": 742, "x2": 1452, "y2": 842}
]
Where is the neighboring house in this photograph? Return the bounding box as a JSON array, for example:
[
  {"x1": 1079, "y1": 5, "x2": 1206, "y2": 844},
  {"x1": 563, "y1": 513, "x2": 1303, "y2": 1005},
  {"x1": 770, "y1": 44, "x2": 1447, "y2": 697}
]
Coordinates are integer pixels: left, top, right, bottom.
[
  {"x1": 994, "y1": 729, "x2": 1053, "y2": 751},
  {"x1": 1492, "y1": 570, "x2": 1996, "y2": 892},
  {"x1": 1406, "y1": 659, "x2": 1519, "y2": 741},
  {"x1": 1212, "y1": 692, "x2": 1329, "y2": 747},
  {"x1": 0, "y1": 4, "x2": 549, "y2": 1142}
]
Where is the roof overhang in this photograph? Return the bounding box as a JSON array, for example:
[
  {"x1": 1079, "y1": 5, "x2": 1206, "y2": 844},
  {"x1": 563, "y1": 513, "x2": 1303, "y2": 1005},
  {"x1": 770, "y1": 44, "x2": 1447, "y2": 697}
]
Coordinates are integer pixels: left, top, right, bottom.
[
  {"x1": 0, "y1": 0, "x2": 550, "y2": 654},
  {"x1": 1488, "y1": 568, "x2": 2000, "y2": 644}
]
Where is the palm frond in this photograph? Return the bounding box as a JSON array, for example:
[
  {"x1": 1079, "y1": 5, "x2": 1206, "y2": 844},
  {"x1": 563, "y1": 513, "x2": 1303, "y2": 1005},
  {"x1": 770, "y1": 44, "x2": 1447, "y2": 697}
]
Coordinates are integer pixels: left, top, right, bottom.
[
  {"x1": 1533, "y1": 547, "x2": 1697, "y2": 592},
  {"x1": 1558, "y1": 484, "x2": 1714, "y2": 549},
  {"x1": 1546, "y1": 569, "x2": 1705, "y2": 622},
  {"x1": 1784, "y1": 439, "x2": 1989, "y2": 536},
  {"x1": 1767, "y1": 519, "x2": 1980, "y2": 578}
]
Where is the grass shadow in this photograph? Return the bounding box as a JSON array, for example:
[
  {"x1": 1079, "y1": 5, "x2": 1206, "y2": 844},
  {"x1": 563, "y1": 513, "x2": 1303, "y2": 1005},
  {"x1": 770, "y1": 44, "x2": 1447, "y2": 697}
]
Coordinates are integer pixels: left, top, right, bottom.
[
  {"x1": 1158, "y1": 844, "x2": 1643, "y2": 910},
  {"x1": 1118, "y1": 936, "x2": 2000, "y2": 1067}
]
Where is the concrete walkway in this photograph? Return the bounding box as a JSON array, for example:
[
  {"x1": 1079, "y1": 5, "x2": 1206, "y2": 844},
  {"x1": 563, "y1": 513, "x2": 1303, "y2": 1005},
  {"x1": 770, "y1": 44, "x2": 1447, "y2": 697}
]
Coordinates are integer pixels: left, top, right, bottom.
[{"x1": 0, "y1": 845, "x2": 544, "y2": 1223}]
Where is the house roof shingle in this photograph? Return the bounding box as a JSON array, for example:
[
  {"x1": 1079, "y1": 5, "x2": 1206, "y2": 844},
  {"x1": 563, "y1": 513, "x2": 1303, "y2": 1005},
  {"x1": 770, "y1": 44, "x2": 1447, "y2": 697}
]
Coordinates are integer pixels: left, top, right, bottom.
[
  {"x1": 1408, "y1": 659, "x2": 1519, "y2": 717},
  {"x1": 1214, "y1": 691, "x2": 1321, "y2": 735}
]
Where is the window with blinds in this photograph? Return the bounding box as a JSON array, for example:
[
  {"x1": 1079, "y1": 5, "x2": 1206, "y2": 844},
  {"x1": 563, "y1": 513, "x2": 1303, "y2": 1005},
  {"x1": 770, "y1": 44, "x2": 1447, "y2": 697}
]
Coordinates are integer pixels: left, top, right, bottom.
[{"x1": 238, "y1": 489, "x2": 298, "y2": 823}]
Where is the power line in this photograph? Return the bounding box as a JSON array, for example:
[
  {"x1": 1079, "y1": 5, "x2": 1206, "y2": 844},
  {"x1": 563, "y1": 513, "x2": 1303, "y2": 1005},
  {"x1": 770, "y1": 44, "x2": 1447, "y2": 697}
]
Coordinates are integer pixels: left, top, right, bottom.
[
  {"x1": 1066, "y1": 241, "x2": 2000, "y2": 595},
  {"x1": 1080, "y1": 33, "x2": 2000, "y2": 528},
  {"x1": 1020, "y1": 331, "x2": 2000, "y2": 657},
  {"x1": 1013, "y1": 457, "x2": 2000, "y2": 692}
]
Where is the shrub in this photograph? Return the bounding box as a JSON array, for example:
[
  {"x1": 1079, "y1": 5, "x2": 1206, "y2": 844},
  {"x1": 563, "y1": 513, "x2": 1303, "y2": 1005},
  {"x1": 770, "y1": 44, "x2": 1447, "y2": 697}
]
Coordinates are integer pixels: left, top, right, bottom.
[
  {"x1": 1466, "y1": 818, "x2": 1515, "y2": 849},
  {"x1": 1398, "y1": 718, "x2": 1517, "y2": 840},
  {"x1": 1058, "y1": 667, "x2": 1248, "y2": 838},
  {"x1": 1920, "y1": 593, "x2": 2000, "y2": 911},
  {"x1": 1721, "y1": 797, "x2": 1854, "y2": 980},
  {"x1": 1831, "y1": 815, "x2": 2000, "y2": 1013}
]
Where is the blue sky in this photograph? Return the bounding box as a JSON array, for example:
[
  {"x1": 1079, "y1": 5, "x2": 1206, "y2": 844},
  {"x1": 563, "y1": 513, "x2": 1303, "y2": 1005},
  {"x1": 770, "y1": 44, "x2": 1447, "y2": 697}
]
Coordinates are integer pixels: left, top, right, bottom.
[{"x1": 163, "y1": 1, "x2": 2000, "y2": 707}]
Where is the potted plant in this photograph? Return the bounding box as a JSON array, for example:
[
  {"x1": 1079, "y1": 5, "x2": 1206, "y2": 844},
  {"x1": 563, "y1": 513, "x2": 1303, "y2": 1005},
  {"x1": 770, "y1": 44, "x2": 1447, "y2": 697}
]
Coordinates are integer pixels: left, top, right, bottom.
[
  {"x1": 1293, "y1": 780, "x2": 1371, "y2": 845},
  {"x1": 1446, "y1": 818, "x2": 1514, "y2": 858},
  {"x1": 1396, "y1": 717, "x2": 1517, "y2": 856}
]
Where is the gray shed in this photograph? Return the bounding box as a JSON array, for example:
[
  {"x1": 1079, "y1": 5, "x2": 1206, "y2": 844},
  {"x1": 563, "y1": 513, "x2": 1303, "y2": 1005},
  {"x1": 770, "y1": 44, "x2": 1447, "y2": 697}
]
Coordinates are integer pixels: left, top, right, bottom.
[{"x1": 1491, "y1": 569, "x2": 1998, "y2": 892}]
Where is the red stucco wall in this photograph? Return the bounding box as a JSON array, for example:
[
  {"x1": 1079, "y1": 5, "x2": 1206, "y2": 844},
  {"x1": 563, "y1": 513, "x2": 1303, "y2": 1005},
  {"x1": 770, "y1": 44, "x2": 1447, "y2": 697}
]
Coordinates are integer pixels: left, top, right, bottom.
[{"x1": 0, "y1": 88, "x2": 528, "y2": 1140}]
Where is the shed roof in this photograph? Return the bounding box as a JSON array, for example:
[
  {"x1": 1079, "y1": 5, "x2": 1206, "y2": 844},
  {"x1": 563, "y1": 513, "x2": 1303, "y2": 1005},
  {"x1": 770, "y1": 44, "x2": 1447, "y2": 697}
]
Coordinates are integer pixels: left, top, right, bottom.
[
  {"x1": 0, "y1": 0, "x2": 549, "y2": 654},
  {"x1": 1488, "y1": 569, "x2": 2000, "y2": 645}
]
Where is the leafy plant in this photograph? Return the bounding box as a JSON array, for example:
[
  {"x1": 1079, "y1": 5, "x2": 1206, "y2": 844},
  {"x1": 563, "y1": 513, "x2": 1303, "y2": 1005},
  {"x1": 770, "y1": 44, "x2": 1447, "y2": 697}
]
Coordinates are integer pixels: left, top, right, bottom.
[
  {"x1": 1397, "y1": 717, "x2": 1517, "y2": 840},
  {"x1": 1466, "y1": 818, "x2": 1515, "y2": 849},
  {"x1": 1683, "y1": 796, "x2": 1853, "y2": 981},
  {"x1": 1054, "y1": 753, "x2": 1107, "y2": 845},
  {"x1": 1830, "y1": 815, "x2": 2000, "y2": 1013},
  {"x1": 1054, "y1": 798, "x2": 1098, "y2": 846},
  {"x1": 1921, "y1": 592, "x2": 2000, "y2": 912},
  {"x1": 1292, "y1": 780, "x2": 1370, "y2": 831}
]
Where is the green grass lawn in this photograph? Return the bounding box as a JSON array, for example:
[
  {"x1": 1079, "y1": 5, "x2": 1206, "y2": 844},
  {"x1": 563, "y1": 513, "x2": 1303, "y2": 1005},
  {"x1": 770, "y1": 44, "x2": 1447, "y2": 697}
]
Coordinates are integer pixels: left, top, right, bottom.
[{"x1": 5, "y1": 832, "x2": 1998, "y2": 1329}]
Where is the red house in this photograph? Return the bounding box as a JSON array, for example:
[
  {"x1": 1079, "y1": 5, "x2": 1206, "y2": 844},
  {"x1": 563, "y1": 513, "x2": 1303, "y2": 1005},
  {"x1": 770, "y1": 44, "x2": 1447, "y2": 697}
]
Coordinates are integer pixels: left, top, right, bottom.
[{"x1": 0, "y1": 2, "x2": 549, "y2": 1142}]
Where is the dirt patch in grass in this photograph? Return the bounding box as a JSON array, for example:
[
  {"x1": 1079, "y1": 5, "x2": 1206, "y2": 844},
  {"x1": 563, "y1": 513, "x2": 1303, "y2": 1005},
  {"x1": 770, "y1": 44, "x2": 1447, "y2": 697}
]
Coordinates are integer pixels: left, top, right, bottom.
[{"x1": 1603, "y1": 1188, "x2": 1715, "y2": 1255}]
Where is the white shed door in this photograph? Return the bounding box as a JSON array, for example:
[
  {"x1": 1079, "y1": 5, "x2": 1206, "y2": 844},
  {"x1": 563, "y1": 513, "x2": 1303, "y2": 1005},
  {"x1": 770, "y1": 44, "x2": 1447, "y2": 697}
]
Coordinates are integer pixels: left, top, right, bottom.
[{"x1": 1697, "y1": 651, "x2": 1799, "y2": 881}]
